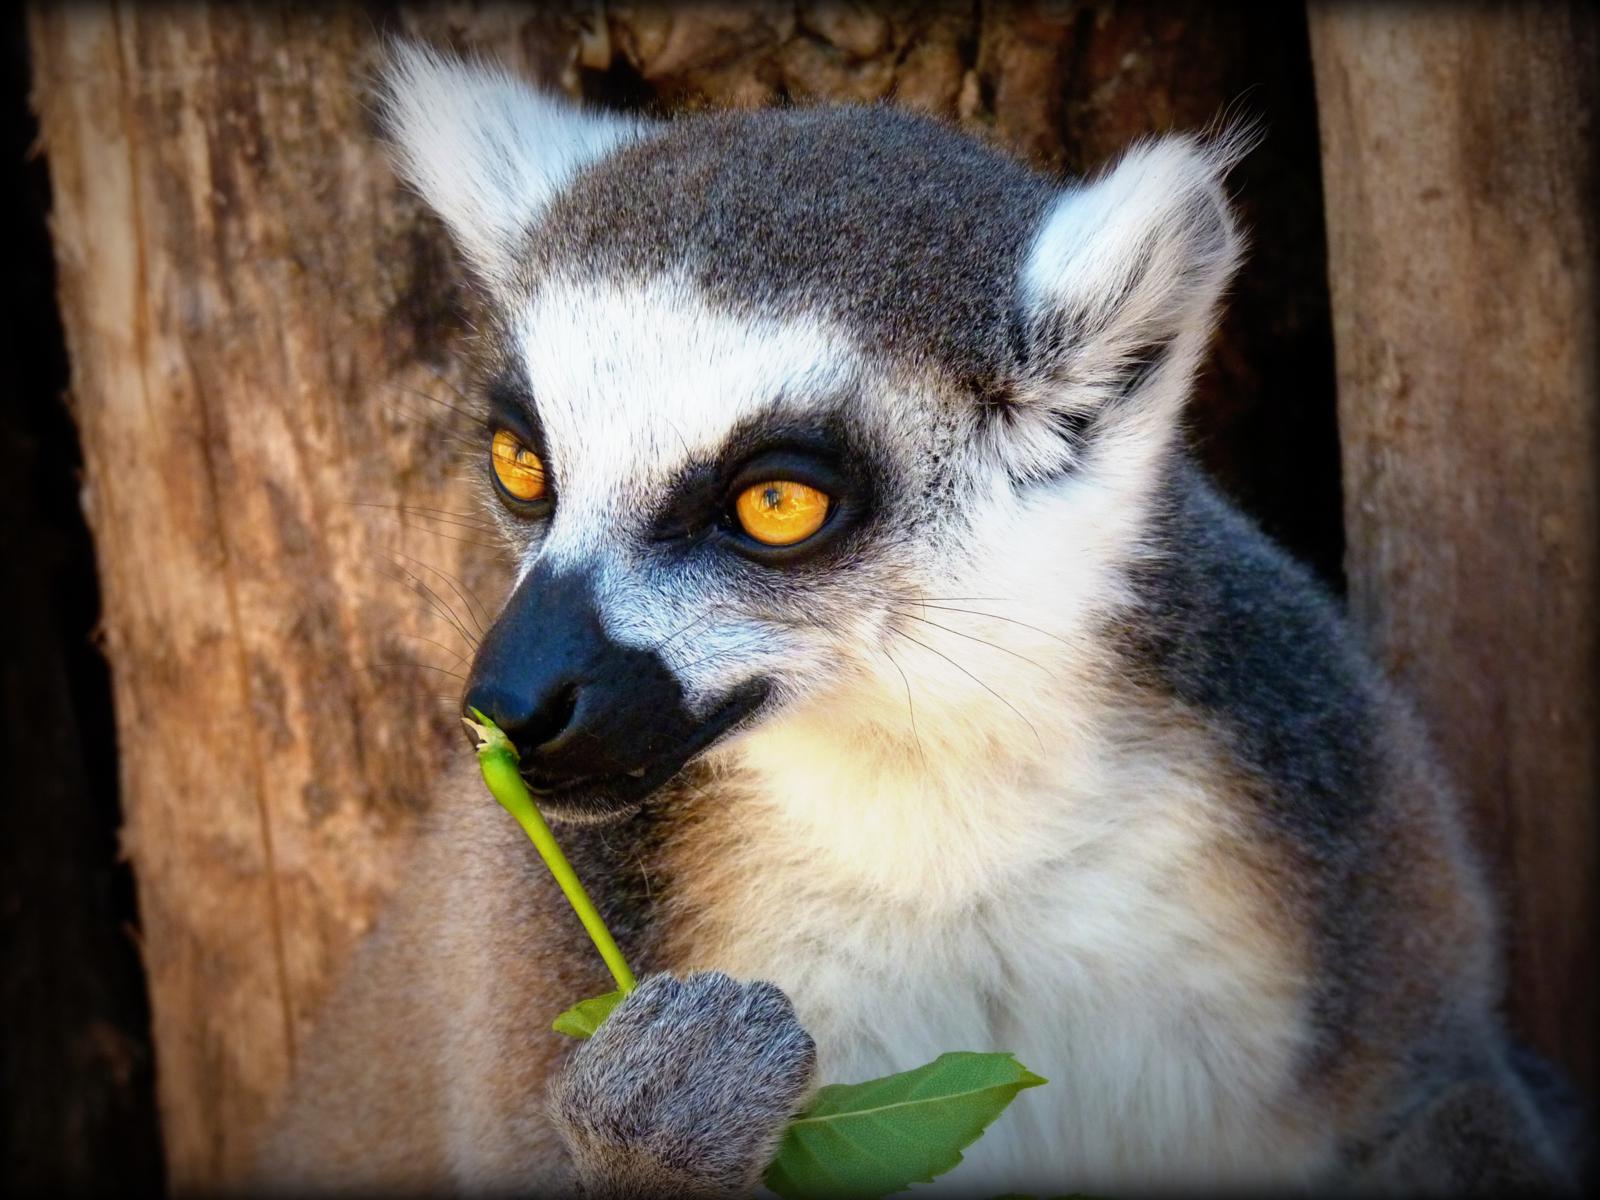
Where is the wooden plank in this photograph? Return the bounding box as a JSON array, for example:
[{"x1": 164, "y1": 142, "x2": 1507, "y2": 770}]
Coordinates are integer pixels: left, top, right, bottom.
[
  {"x1": 25, "y1": 5, "x2": 507, "y2": 1185},
  {"x1": 1308, "y1": 2, "x2": 1598, "y2": 1086}
]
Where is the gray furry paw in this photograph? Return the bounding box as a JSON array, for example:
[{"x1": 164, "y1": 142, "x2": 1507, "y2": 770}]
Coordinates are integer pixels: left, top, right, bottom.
[{"x1": 549, "y1": 971, "x2": 818, "y2": 1199}]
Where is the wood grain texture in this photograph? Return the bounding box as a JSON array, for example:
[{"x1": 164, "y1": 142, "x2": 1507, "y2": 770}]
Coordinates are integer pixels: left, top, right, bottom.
[
  {"x1": 1308, "y1": 1, "x2": 1598, "y2": 1087},
  {"x1": 30, "y1": 1, "x2": 1335, "y2": 1187},
  {"x1": 26, "y1": 5, "x2": 505, "y2": 1185}
]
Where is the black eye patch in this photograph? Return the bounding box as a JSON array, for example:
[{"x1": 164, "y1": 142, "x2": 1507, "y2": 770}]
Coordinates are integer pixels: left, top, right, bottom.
[
  {"x1": 484, "y1": 372, "x2": 542, "y2": 446},
  {"x1": 646, "y1": 412, "x2": 879, "y2": 567}
]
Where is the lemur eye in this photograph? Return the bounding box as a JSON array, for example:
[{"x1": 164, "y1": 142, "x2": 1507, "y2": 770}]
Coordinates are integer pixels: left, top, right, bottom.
[
  {"x1": 490, "y1": 429, "x2": 546, "y2": 503},
  {"x1": 733, "y1": 480, "x2": 831, "y2": 546}
]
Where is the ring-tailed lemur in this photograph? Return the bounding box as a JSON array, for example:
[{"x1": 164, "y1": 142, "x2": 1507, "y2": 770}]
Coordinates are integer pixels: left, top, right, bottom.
[{"x1": 254, "y1": 43, "x2": 1579, "y2": 1196}]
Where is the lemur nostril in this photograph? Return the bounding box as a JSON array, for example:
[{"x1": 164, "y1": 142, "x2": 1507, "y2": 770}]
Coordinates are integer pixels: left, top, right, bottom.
[
  {"x1": 497, "y1": 680, "x2": 582, "y2": 762},
  {"x1": 461, "y1": 678, "x2": 583, "y2": 762},
  {"x1": 537, "y1": 683, "x2": 581, "y2": 750}
]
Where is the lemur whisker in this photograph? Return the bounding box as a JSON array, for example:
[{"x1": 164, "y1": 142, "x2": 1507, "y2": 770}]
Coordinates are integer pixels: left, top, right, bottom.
[
  {"x1": 375, "y1": 394, "x2": 486, "y2": 452},
  {"x1": 394, "y1": 632, "x2": 471, "y2": 671},
  {"x1": 389, "y1": 373, "x2": 486, "y2": 424},
  {"x1": 400, "y1": 528, "x2": 503, "y2": 552},
  {"x1": 347, "y1": 500, "x2": 499, "y2": 529},
  {"x1": 651, "y1": 605, "x2": 723, "y2": 656},
  {"x1": 910, "y1": 603, "x2": 1078, "y2": 649},
  {"x1": 350, "y1": 499, "x2": 492, "y2": 531},
  {"x1": 370, "y1": 419, "x2": 484, "y2": 470},
  {"x1": 656, "y1": 610, "x2": 811, "y2": 671},
  {"x1": 374, "y1": 521, "x2": 499, "y2": 553},
  {"x1": 890, "y1": 628, "x2": 1045, "y2": 752},
  {"x1": 887, "y1": 608, "x2": 1059, "y2": 678},
  {"x1": 372, "y1": 557, "x2": 478, "y2": 645},
  {"x1": 881, "y1": 644, "x2": 931, "y2": 787},
  {"x1": 412, "y1": 362, "x2": 482, "y2": 411},
  {"x1": 379, "y1": 396, "x2": 483, "y2": 438},
  {"x1": 670, "y1": 646, "x2": 740, "y2": 675},
  {"x1": 398, "y1": 514, "x2": 498, "y2": 540},
  {"x1": 361, "y1": 661, "x2": 468, "y2": 682},
  {"x1": 673, "y1": 632, "x2": 770, "y2": 675},
  {"x1": 668, "y1": 614, "x2": 812, "y2": 672},
  {"x1": 362, "y1": 563, "x2": 475, "y2": 647},
  {"x1": 368, "y1": 516, "x2": 504, "y2": 551},
  {"x1": 658, "y1": 414, "x2": 693, "y2": 460},
  {"x1": 369, "y1": 560, "x2": 479, "y2": 652},
  {"x1": 636, "y1": 854, "x2": 654, "y2": 904},
  {"x1": 384, "y1": 547, "x2": 492, "y2": 637}
]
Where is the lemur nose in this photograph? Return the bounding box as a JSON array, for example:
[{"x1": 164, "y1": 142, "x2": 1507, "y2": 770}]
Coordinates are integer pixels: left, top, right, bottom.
[{"x1": 460, "y1": 565, "x2": 700, "y2": 790}]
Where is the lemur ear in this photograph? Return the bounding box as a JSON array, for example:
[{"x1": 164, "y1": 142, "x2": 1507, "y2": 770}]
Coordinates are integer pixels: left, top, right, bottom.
[
  {"x1": 376, "y1": 40, "x2": 645, "y2": 288},
  {"x1": 1000, "y1": 132, "x2": 1249, "y2": 479}
]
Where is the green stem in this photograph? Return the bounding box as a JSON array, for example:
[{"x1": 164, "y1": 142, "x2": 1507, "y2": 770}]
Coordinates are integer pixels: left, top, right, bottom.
[{"x1": 465, "y1": 709, "x2": 637, "y2": 995}]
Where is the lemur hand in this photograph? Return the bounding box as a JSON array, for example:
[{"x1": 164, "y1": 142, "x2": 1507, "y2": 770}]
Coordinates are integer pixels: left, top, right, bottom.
[{"x1": 550, "y1": 971, "x2": 818, "y2": 1198}]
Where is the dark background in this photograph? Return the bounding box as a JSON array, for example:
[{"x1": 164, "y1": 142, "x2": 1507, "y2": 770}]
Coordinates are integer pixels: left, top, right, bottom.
[{"x1": 2, "y1": 4, "x2": 166, "y2": 1194}]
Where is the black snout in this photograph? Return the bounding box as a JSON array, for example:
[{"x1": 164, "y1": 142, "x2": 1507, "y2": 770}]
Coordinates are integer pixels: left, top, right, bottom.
[{"x1": 463, "y1": 567, "x2": 700, "y2": 800}]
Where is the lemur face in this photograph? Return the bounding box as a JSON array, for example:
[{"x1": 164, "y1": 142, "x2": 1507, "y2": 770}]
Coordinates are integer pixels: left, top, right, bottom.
[
  {"x1": 465, "y1": 276, "x2": 1003, "y2": 821},
  {"x1": 381, "y1": 44, "x2": 1244, "y2": 821}
]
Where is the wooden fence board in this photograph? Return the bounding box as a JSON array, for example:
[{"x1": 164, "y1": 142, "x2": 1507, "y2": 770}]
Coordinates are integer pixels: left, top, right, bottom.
[
  {"x1": 1308, "y1": 0, "x2": 1598, "y2": 1086},
  {"x1": 26, "y1": 5, "x2": 502, "y2": 1183}
]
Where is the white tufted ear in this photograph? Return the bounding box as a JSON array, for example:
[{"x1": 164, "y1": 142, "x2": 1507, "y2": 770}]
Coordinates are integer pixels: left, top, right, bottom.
[
  {"x1": 998, "y1": 132, "x2": 1250, "y2": 482},
  {"x1": 376, "y1": 40, "x2": 645, "y2": 288}
]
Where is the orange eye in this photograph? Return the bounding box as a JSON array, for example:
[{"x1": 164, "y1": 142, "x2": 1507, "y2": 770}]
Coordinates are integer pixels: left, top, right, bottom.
[
  {"x1": 490, "y1": 429, "x2": 546, "y2": 502},
  {"x1": 734, "y1": 480, "x2": 831, "y2": 547}
]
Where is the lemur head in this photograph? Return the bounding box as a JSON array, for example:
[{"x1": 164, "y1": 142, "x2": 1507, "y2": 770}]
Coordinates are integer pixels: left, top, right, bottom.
[{"x1": 380, "y1": 43, "x2": 1245, "y2": 823}]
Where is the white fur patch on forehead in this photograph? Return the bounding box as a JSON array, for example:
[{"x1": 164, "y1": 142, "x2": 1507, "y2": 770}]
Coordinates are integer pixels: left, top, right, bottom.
[
  {"x1": 513, "y1": 275, "x2": 860, "y2": 563},
  {"x1": 376, "y1": 41, "x2": 645, "y2": 289},
  {"x1": 493, "y1": 276, "x2": 872, "y2": 720}
]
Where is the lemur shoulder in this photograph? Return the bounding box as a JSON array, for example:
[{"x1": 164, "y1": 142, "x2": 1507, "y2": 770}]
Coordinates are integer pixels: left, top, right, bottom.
[{"x1": 254, "y1": 42, "x2": 1581, "y2": 1196}]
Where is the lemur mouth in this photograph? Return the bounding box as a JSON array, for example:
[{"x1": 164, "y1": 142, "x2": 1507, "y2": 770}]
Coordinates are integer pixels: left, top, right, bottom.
[{"x1": 521, "y1": 679, "x2": 770, "y2": 823}]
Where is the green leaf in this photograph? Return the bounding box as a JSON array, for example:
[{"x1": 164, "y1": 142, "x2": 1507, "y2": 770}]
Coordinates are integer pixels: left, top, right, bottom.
[
  {"x1": 763, "y1": 1051, "x2": 1047, "y2": 1200},
  {"x1": 551, "y1": 989, "x2": 625, "y2": 1038}
]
